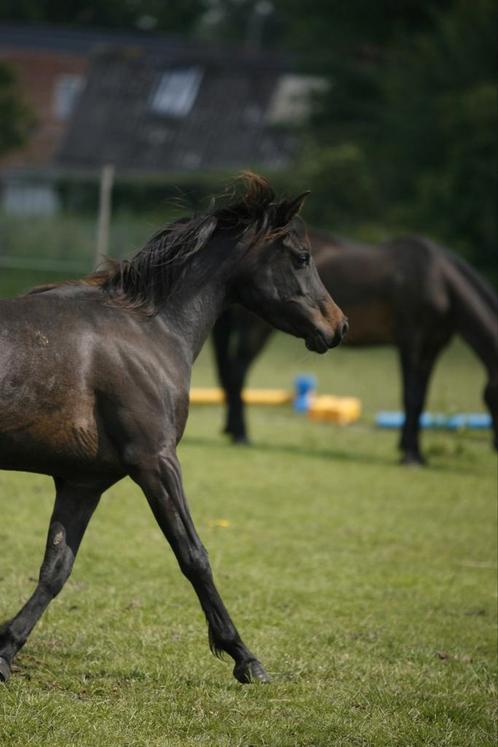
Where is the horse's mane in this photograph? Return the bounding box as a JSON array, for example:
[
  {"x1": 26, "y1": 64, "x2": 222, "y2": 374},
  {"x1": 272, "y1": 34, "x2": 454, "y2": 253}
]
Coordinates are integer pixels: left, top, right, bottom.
[{"x1": 28, "y1": 173, "x2": 301, "y2": 315}]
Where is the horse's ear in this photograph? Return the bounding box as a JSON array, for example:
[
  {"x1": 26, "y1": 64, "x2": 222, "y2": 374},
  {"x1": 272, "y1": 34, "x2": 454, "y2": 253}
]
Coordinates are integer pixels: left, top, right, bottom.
[
  {"x1": 288, "y1": 190, "x2": 311, "y2": 216},
  {"x1": 274, "y1": 191, "x2": 310, "y2": 227}
]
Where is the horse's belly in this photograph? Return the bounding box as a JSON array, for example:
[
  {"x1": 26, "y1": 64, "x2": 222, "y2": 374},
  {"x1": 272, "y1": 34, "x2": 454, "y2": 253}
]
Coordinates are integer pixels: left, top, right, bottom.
[
  {"x1": 343, "y1": 301, "x2": 395, "y2": 346},
  {"x1": 0, "y1": 337, "x2": 117, "y2": 474},
  {"x1": 0, "y1": 406, "x2": 120, "y2": 477}
]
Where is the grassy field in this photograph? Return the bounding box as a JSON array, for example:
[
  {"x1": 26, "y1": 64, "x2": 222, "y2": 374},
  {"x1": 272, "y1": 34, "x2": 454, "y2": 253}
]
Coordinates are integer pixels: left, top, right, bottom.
[
  {"x1": 0, "y1": 332, "x2": 496, "y2": 746},
  {"x1": 0, "y1": 212, "x2": 163, "y2": 298}
]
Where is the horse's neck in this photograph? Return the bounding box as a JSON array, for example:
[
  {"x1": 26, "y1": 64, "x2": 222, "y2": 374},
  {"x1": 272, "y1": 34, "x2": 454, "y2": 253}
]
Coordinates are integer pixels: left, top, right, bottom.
[
  {"x1": 157, "y1": 232, "x2": 244, "y2": 362},
  {"x1": 158, "y1": 274, "x2": 227, "y2": 362}
]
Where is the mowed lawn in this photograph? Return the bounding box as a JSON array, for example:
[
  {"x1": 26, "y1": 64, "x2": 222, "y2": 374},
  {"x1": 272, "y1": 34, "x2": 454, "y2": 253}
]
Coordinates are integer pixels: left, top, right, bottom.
[{"x1": 0, "y1": 334, "x2": 496, "y2": 746}]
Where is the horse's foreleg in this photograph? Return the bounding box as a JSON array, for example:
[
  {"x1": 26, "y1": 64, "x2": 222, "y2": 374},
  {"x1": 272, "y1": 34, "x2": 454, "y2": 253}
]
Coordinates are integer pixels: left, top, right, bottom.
[
  {"x1": 0, "y1": 479, "x2": 102, "y2": 681},
  {"x1": 133, "y1": 453, "x2": 270, "y2": 683}
]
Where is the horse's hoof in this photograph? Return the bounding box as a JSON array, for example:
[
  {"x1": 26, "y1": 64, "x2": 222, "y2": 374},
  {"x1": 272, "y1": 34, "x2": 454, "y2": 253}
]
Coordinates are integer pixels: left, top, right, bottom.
[
  {"x1": 233, "y1": 659, "x2": 271, "y2": 684},
  {"x1": 400, "y1": 453, "x2": 425, "y2": 467},
  {"x1": 231, "y1": 435, "x2": 251, "y2": 446},
  {"x1": 0, "y1": 657, "x2": 11, "y2": 683}
]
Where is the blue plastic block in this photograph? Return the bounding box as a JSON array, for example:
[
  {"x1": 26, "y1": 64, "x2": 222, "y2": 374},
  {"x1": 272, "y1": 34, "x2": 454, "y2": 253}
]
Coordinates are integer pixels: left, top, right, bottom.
[{"x1": 294, "y1": 374, "x2": 317, "y2": 413}]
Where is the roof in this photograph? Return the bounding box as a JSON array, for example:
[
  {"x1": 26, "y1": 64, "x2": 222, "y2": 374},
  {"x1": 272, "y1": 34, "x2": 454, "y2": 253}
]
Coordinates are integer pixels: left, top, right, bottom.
[
  {"x1": 0, "y1": 22, "x2": 288, "y2": 68},
  {"x1": 56, "y1": 45, "x2": 298, "y2": 174},
  {"x1": 0, "y1": 22, "x2": 190, "y2": 55},
  {"x1": 0, "y1": 23, "x2": 299, "y2": 176}
]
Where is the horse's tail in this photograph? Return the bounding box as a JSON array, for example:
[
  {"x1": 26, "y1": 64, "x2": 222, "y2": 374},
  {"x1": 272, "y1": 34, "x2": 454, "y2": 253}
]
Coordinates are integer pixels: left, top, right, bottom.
[{"x1": 432, "y1": 240, "x2": 498, "y2": 445}]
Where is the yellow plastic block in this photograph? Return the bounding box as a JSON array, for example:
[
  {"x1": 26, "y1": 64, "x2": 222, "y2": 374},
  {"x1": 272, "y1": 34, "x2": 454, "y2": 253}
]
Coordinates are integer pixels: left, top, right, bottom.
[
  {"x1": 241, "y1": 388, "x2": 292, "y2": 405},
  {"x1": 307, "y1": 395, "x2": 361, "y2": 425},
  {"x1": 189, "y1": 387, "x2": 225, "y2": 404},
  {"x1": 189, "y1": 388, "x2": 293, "y2": 405}
]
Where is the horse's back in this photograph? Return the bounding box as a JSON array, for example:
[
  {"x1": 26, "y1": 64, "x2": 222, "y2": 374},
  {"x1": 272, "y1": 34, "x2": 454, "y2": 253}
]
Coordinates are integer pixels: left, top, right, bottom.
[
  {"x1": 311, "y1": 234, "x2": 453, "y2": 345},
  {"x1": 0, "y1": 290, "x2": 101, "y2": 382},
  {"x1": 313, "y1": 241, "x2": 397, "y2": 344}
]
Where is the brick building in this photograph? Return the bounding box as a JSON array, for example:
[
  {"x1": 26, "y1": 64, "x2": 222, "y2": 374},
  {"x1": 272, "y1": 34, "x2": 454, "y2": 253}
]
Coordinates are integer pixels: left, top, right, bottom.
[{"x1": 0, "y1": 23, "x2": 322, "y2": 213}]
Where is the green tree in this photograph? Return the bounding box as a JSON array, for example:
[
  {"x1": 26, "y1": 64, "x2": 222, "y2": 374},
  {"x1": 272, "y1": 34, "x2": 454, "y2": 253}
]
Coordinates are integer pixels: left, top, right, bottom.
[
  {"x1": 274, "y1": 0, "x2": 496, "y2": 278},
  {"x1": 0, "y1": 62, "x2": 33, "y2": 156},
  {"x1": 0, "y1": 0, "x2": 205, "y2": 34},
  {"x1": 377, "y1": 0, "x2": 497, "y2": 275}
]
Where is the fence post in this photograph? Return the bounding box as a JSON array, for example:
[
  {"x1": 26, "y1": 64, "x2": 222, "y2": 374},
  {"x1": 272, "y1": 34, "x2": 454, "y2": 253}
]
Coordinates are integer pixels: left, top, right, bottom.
[{"x1": 94, "y1": 163, "x2": 115, "y2": 269}]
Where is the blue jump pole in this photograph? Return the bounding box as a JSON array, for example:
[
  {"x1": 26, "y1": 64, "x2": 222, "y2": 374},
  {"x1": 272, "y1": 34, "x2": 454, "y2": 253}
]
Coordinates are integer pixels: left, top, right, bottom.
[{"x1": 375, "y1": 412, "x2": 492, "y2": 430}]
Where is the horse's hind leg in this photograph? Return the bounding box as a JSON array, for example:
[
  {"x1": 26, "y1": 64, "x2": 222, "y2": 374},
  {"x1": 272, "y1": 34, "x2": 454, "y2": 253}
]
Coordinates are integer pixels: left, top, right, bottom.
[
  {"x1": 133, "y1": 451, "x2": 270, "y2": 684},
  {"x1": 0, "y1": 478, "x2": 102, "y2": 682},
  {"x1": 483, "y1": 372, "x2": 498, "y2": 451},
  {"x1": 398, "y1": 334, "x2": 450, "y2": 465}
]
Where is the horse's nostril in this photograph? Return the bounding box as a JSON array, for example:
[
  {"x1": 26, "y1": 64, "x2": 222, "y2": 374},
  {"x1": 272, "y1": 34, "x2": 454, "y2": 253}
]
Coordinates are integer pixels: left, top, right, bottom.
[{"x1": 341, "y1": 319, "x2": 349, "y2": 339}]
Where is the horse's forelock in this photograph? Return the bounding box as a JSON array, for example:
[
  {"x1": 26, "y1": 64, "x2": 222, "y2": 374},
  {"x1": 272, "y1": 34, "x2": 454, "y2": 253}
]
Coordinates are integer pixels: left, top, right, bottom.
[
  {"x1": 239, "y1": 171, "x2": 276, "y2": 213},
  {"x1": 214, "y1": 172, "x2": 302, "y2": 244},
  {"x1": 237, "y1": 173, "x2": 309, "y2": 239}
]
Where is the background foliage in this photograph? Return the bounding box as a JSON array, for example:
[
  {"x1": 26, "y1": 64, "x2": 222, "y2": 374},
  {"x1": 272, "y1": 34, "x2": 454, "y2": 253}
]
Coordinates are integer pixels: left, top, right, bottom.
[
  {"x1": 277, "y1": 0, "x2": 497, "y2": 279},
  {"x1": 0, "y1": 0, "x2": 496, "y2": 279},
  {"x1": 0, "y1": 62, "x2": 33, "y2": 157}
]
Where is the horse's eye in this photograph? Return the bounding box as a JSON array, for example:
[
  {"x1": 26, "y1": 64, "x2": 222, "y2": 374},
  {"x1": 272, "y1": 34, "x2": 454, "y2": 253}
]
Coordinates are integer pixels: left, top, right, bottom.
[{"x1": 294, "y1": 252, "x2": 310, "y2": 268}]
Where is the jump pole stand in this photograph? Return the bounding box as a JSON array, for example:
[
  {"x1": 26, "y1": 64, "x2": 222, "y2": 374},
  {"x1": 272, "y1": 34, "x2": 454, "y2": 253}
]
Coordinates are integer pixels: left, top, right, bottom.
[{"x1": 94, "y1": 163, "x2": 115, "y2": 270}]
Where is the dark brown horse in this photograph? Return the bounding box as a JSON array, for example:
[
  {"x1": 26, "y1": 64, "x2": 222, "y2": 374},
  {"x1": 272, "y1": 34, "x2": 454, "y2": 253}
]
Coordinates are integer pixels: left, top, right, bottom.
[
  {"x1": 0, "y1": 175, "x2": 347, "y2": 684},
  {"x1": 214, "y1": 230, "x2": 498, "y2": 463}
]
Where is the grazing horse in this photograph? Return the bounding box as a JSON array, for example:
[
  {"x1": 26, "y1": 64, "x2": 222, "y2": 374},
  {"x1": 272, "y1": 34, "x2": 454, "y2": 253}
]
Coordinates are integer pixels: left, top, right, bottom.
[
  {"x1": 0, "y1": 175, "x2": 347, "y2": 684},
  {"x1": 214, "y1": 231, "x2": 498, "y2": 464}
]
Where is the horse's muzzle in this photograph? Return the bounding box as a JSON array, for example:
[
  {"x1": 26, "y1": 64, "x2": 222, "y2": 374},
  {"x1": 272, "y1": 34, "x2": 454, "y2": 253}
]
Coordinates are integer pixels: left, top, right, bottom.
[{"x1": 306, "y1": 318, "x2": 349, "y2": 353}]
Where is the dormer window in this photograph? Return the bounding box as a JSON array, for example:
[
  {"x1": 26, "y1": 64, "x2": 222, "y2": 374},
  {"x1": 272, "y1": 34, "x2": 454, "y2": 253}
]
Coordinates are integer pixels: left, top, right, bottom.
[
  {"x1": 53, "y1": 74, "x2": 84, "y2": 120},
  {"x1": 267, "y1": 75, "x2": 329, "y2": 125},
  {"x1": 150, "y1": 68, "x2": 203, "y2": 117}
]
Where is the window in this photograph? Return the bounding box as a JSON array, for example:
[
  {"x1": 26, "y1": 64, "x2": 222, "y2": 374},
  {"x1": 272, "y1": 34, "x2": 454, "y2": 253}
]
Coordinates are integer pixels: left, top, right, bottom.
[
  {"x1": 150, "y1": 68, "x2": 203, "y2": 117},
  {"x1": 267, "y1": 75, "x2": 329, "y2": 125},
  {"x1": 3, "y1": 182, "x2": 60, "y2": 215},
  {"x1": 53, "y1": 74, "x2": 84, "y2": 120}
]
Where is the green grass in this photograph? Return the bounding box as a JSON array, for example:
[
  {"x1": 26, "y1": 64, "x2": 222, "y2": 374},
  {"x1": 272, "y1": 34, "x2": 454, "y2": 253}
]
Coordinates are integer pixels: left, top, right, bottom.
[{"x1": 0, "y1": 336, "x2": 496, "y2": 746}]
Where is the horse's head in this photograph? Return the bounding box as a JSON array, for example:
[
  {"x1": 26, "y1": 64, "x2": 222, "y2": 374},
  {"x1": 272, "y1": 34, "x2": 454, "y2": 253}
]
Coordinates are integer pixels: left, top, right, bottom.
[{"x1": 228, "y1": 181, "x2": 348, "y2": 353}]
